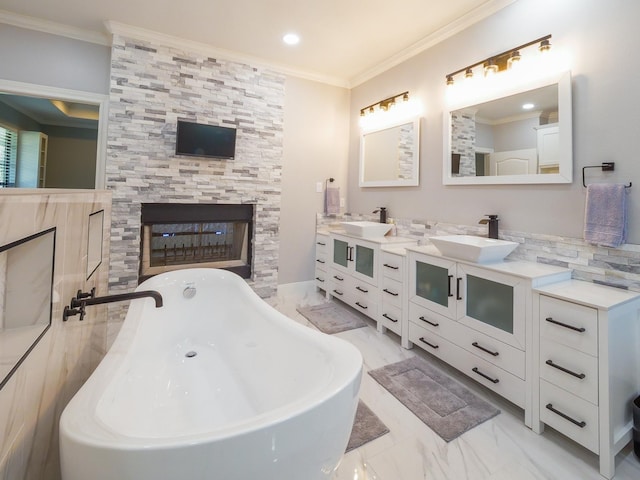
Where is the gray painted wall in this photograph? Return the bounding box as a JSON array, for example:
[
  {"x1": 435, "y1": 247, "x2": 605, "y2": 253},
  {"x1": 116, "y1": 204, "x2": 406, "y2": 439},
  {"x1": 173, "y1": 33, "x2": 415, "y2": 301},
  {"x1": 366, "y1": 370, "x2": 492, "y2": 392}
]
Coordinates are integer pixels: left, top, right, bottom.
[{"x1": 348, "y1": 0, "x2": 640, "y2": 244}]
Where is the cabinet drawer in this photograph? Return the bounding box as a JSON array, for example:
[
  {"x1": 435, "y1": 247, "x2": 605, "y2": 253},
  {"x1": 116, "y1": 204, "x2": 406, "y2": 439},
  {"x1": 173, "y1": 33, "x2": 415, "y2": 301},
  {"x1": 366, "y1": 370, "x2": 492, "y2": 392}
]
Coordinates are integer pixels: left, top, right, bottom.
[
  {"x1": 380, "y1": 302, "x2": 402, "y2": 335},
  {"x1": 382, "y1": 277, "x2": 403, "y2": 308},
  {"x1": 540, "y1": 339, "x2": 598, "y2": 405},
  {"x1": 540, "y1": 295, "x2": 598, "y2": 356},
  {"x1": 315, "y1": 234, "x2": 328, "y2": 252},
  {"x1": 409, "y1": 321, "x2": 525, "y2": 408},
  {"x1": 381, "y1": 251, "x2": 404, "y2": 282},
  {"x1": 409, "y1": 301, "x2": 448, "y2": 332},
  {"x1": 315, "y1": 252, "x2": 328, "y2": 271},
  {"x1": 328, "y1": 273, "x2": 350, "y2": 302},
  {"x1": 314, "y1": 270, "x2": 327, "y2": 288},
  {"x1": 540, "y1": 380, "x2": 599, "y2": 453}
]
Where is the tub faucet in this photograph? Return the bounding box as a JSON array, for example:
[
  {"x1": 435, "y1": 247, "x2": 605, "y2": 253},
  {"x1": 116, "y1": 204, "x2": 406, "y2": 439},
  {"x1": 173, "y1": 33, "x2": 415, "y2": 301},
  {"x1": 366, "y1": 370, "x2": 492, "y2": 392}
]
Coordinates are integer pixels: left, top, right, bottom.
[
  {"x1": 479, "y1": 214, "x2": 499, "y2": 239},
  {"x1": 373, "y1": 207, "x2": 387, "y2": 224},
  {"x1": 63, "y1": 290, "x2": 163, "y2": 321}
]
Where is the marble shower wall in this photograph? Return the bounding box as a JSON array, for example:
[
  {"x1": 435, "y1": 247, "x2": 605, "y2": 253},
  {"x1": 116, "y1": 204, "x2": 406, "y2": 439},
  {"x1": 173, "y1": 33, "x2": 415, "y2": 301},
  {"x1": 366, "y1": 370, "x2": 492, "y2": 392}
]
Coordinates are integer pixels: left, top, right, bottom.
[
  {"x1": 0, "y1": 189, "x2": 111, "y2": 480},
  {"x1": 106, "y1": 34, "x2": 285, "y2": 329}
]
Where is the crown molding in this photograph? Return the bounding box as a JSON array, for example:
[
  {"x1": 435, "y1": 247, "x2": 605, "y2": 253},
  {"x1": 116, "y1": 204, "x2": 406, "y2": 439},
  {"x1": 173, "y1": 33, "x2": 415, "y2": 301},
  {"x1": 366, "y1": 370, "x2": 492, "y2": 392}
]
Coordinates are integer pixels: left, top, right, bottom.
[
  {"x1": 105, "y1": 21, "x2": 350, "y2": 89},
  {"x1": 349, "y1": 0, "x2": 517, "y2": 87},
  {"x1": 0, "y1": 9, "x2": 111, "y2": 46}
]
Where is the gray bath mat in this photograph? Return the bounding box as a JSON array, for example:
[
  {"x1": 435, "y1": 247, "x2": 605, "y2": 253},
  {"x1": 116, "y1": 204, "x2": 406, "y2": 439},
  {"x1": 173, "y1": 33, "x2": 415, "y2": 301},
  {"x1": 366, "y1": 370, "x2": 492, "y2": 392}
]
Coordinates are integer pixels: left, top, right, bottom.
[
  {"x1": 368, "y1": 356, "x2": 500, "y2": 442},
  {"x1": 296, "y1": 302, "x2": 368, "y2": 334},
  {"x1": 346, "y1": 400, "x2": 389, "y2": 452}
]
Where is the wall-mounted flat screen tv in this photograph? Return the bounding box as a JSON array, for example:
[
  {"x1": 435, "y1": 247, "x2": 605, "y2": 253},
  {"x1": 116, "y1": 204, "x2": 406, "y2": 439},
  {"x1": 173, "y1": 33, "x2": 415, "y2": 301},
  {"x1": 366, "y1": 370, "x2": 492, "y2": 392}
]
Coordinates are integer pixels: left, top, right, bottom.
[{"x1": 175, "y1": 121, "x2": 237, "y2": 159}]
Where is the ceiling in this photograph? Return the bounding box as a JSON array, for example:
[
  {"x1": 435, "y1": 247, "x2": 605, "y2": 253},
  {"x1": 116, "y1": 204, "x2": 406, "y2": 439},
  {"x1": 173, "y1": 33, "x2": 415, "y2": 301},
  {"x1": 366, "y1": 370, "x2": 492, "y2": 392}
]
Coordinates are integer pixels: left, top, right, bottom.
[
  {"x1": 0, "y1": 93, "x2": 98, "y2": 129},
  {"x1": 0, "y1": 0, "x2": 515, "y2": 86}
]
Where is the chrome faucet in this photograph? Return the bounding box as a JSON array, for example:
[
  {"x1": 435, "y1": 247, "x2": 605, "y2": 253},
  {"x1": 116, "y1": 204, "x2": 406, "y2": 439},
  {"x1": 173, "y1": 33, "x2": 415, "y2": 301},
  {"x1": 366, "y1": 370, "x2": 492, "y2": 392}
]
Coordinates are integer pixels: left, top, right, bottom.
[
  {"x1": 479, "y1": 214, "x2": 499, "y2": 239},
  {"x1": 63, "y1": 290, "x2": 163, "y2": 321}
]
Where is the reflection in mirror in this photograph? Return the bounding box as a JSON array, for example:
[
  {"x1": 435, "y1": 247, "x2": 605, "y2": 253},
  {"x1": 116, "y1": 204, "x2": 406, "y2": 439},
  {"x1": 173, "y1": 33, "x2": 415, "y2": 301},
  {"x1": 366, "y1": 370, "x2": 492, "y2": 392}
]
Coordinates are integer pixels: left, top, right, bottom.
[
  {"x1": 444, "y1": 71, "x2": 572, "y2": 185},
  {"x1": 360, "y1": 117, "x2": 420, "y2": 187},
  {"x1": 0, "y1": 91, "x2": 99, "y2": 189},
  {"x1": 87, "y1": 210, "x2": 104, "y2": 280},
  {"x1": 0, "y1": 228, "x2": 55, "y2": 390}
]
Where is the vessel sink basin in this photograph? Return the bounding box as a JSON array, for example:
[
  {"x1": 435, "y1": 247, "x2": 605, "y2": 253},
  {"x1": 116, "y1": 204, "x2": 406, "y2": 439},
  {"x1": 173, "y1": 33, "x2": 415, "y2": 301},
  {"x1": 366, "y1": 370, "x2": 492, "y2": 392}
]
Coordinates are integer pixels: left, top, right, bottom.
[
  {"x1": 429, "y1": 235, "x2": 518, "y2": 263},
  {"x1": 341, "y1": 221, "x2": 391, "y2": 238}
]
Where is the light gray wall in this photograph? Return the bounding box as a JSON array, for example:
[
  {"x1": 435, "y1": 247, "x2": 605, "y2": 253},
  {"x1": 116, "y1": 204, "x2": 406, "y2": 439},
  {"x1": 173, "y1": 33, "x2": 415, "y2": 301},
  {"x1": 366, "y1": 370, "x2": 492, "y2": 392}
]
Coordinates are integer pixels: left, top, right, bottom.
[
  {"x1": 348, "y1": 0, "x2": 640, "y2": 243},
  {"x1": 42, "y1": 126, "x2": 97, "y2": 188},
  {"x1": 279, "y1": 76, "x2": 350, "y2": 284},
  {"x1": 0, "y1": 24, "x2": 110, "y2": 94}
]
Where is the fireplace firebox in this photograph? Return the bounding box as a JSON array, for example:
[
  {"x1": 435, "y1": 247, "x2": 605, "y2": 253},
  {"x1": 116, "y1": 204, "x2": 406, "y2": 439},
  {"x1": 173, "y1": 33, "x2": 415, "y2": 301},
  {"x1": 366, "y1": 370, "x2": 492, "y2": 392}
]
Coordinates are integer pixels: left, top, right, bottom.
[{"x1": 139, "y1": 203, "x2": 253, "y2": 282}]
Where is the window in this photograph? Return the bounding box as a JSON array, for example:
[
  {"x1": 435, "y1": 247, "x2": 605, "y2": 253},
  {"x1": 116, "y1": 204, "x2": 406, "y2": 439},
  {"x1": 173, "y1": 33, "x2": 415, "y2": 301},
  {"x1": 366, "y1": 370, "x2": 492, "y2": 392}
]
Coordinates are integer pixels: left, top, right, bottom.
[{"x1": 0, "y1": 125, "x2": 17, "y2": 188}]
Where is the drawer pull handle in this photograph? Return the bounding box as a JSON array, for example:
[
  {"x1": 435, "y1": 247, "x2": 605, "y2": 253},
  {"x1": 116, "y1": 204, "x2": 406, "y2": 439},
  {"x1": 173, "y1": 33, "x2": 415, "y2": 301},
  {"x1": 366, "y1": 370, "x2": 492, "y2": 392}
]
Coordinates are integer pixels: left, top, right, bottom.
[
  {"x1": 545, "y1": 403, "x2": 586, "y2": 428},
  {"x1": 419, "y1": 316, "x2": 439, "y2": 327},
  {"x1": 545, "y1": 317, "x2": 586, "y2": 333},
  {"x1": 382, "y1": 313, "x2": 398, "y2": 323},
  {"x1": 356, "y1": 286, "x2": 369, "y2": 293},
  {"x1": 545, "y1": 360, "x2": 586, "y2": 379},
  {"x1": 317, "y1": 241, "x2": 326, "y2": 246},
  {"x1": 315, "y1": 277, "x2": 324, "y2": 283},
  {"x1": 355, "y1": 302, "x2": 368, "y2": 310},
  {"x1": 383, "y1": 288, "x2": 399, "y2": 296},
  {"x1": 316, "y1": 259, "x2": 325, "y2": 264},
  {"x1": 448, "y1": 275, "x2": 453, "y2": 297},
  {"x1": 383, "y1": 263, "x2": 399, "y2": 270},
  {"x1": 472, "y1": 342, "x2": 499, "y2": 357},
  {"x1": 333, "y1": 275, "x2": 344, "y2": 281},
  {"x1": 332, "y1": 289, "x2": 343, "y2": 296},
  {"x1": 419, "y1": 337, "x2": 439, "y2": 349},
  {"x1": 472, "y1": 367, "x2": 499, "y2": 384}
]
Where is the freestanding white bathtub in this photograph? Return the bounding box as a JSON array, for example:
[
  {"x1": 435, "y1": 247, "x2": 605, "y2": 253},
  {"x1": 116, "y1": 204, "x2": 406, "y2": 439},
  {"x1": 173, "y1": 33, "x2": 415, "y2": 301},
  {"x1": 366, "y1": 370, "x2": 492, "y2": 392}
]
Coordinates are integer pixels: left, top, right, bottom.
[{"x1": 60, "y1": 268, "x2": 362, "y2": 480}]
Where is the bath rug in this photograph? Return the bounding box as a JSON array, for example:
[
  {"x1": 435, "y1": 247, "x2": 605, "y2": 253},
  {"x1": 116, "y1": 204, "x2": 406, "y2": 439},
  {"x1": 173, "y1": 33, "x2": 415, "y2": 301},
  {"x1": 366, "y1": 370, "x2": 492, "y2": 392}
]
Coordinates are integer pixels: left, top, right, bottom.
[
  {"x1": 296, "y1": 302, "x2": 368, "y2": 334},
  {"x1": 368, "y1": 356, "x2": 500, "y2": 442},
  {"x1": 346, "y1": 400, "x2": 389, "y2": 452}
]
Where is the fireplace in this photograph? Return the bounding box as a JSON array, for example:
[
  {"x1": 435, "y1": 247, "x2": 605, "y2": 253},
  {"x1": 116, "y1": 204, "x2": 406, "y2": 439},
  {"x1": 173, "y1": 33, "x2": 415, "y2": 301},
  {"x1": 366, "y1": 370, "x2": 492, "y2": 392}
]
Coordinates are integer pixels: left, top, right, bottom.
[{"x1": 139, "y1": 203, "x2": 253, "y2": 282}]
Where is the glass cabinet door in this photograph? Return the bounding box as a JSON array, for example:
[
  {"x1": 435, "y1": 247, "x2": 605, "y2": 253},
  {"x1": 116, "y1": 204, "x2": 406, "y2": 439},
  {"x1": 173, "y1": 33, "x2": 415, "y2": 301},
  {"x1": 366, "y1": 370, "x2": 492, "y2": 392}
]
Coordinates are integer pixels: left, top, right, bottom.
[
  {"x1": 409, "y1": 254, "x2": 456, "y2": 318},
  {"x1": 333, "y1": 238, "x2": 349, "y2": 268},
  {"x1": 465, "y1": 274, "x2": 513, "y2": 334},
  {"x1": 354, "y1": 244, "x2": 374, "y2": 279}
]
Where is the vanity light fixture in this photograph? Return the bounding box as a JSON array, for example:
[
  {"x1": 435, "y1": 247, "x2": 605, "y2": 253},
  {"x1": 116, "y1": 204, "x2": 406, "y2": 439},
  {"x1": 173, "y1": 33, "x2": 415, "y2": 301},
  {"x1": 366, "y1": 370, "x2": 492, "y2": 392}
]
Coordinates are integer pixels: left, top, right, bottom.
[
  {"x1": 445, "y1": 34, "x2": 552, "y2": 86},
  {"x1": 359, "y1": 91, "x2": 409, "y2": 117}
]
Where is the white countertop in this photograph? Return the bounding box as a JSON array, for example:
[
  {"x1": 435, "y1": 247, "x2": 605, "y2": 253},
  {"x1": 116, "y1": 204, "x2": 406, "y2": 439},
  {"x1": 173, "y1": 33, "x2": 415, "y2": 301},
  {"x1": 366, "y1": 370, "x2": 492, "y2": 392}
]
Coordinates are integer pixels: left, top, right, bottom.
[
  {"x1": 406, "y1": 244, "x2": 572, "y2": 282},
  {"x1": 535, "y1": 279, "x2": 640, "y2": 310}
]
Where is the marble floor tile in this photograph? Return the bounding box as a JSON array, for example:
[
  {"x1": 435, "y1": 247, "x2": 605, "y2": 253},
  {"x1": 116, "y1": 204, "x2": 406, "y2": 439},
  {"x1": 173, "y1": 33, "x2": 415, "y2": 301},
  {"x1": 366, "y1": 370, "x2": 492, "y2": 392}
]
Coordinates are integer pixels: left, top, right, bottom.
[{"x1": 273, "y1": 281, "x2": 640, "y2": 480}]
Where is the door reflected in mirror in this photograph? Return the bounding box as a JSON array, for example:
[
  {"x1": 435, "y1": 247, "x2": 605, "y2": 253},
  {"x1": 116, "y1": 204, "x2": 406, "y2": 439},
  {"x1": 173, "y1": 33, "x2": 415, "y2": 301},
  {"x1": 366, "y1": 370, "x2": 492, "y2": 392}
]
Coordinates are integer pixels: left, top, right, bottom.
[
  {"x1": 444, "y1": 71, "x2": 572, "y2": 185},
  {"x1": 0, "y1": 228, "x2": 55, "y2": 390},
  {"x1": 360, "y1": 117, "x2": 420, "y2": 187}
]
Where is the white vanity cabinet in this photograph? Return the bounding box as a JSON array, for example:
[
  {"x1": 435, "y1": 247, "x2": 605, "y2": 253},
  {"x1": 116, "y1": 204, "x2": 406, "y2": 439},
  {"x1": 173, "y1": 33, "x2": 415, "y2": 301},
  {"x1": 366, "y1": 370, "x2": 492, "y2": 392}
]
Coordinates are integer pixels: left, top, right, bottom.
[
  {"x1": 326, "y1": 232, "x2": 414, "y2": 322},
  {"x1": 378, "y1": 248, "x2": 407, "y2": 339},
  {"x1": 533, "y1": 281, "x2": 640, "y2": 479},
  {"x1": 314, "y1": 232, "x2": 329, "y2": 291},
  {"x1": 406, "y1": 246, "x2": 570, "y2": 427}
]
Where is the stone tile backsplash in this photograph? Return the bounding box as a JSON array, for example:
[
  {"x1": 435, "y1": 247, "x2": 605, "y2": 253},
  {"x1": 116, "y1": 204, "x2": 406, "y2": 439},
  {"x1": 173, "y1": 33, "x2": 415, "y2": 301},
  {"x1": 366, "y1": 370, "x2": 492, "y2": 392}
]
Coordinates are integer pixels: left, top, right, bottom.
[{"x1": 318, "y1": 213, "x2": 640, "y2": 292}]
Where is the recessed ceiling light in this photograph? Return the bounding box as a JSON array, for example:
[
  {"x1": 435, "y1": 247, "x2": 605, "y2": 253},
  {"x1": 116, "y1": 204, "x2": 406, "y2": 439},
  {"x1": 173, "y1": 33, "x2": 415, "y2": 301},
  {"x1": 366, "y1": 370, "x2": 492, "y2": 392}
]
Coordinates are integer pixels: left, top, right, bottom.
[
  {"x1": 522, "y1": 103, "x2": 535, "y2": 110},
  {"x1": 282, "y1": 33, "x2": 300, "y2": 45}
]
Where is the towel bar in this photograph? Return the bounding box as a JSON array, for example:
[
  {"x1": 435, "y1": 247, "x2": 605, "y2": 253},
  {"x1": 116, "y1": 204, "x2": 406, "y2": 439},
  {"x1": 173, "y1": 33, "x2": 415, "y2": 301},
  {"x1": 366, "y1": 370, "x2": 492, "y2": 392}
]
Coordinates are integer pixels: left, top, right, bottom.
[{"x1": 582, "y1": 162, "x2": 632, "y2": 188}]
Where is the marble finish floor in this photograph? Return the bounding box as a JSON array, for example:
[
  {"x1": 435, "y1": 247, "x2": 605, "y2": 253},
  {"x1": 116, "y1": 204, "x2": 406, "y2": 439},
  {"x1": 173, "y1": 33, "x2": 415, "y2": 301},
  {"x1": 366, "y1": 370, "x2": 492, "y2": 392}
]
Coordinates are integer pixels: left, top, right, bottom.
[{"x1": 269, "y1": 282, "x2": 640, "y2": 480}]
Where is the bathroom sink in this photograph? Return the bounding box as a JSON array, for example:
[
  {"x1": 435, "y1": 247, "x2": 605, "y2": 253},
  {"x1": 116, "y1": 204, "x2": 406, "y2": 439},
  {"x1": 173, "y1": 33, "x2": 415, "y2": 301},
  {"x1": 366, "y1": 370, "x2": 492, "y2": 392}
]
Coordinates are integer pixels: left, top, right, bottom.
[
  {"x1": 429, "y1": 235, "x2": 518, "y2": 263},
  {"x1": 341, "y1": 221, "x2": 391, "y2": 238}
]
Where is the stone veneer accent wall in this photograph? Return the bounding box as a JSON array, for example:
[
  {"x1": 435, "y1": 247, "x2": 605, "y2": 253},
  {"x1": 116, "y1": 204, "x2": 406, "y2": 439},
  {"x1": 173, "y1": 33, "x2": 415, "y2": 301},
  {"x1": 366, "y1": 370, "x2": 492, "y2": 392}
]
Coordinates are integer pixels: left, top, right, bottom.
[
  {"x1": 106, "y1": 34, "x2": 285, "y2": 304},
  {"x1": 318, "y1": 213, "x2": 640, "y2": 292},
  {"x1": 450, "y1": 111, "x2": 476, "y2": 176}
]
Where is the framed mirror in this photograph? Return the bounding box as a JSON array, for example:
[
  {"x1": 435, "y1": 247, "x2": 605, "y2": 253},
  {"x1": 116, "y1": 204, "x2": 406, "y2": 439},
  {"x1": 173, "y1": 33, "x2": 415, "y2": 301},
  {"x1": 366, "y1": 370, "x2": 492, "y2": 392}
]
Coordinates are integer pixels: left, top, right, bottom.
[
  {"x1": 359, "y1": 117, "x2": 420, "y2": 187},
  {"x1": 0, "y1": 228, "x2": 55, "y2": 390},
  {"x1": 443, "y1": 71, "x2": 572, "y2": 185}
]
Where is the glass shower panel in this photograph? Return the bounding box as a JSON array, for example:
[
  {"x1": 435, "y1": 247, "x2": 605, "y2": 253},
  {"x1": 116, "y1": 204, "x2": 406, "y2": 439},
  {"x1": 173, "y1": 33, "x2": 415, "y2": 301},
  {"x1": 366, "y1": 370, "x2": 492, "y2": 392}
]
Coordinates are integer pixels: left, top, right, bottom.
[
  {"x1": 415, "y1": 261, "x2": 449, "y2": 307},
  {"x1": 466, "y1": 274, "x2": 513, "y2": 333},
  {"x1": 355, "y1": 244, "x2": 374, "y2": 278}
]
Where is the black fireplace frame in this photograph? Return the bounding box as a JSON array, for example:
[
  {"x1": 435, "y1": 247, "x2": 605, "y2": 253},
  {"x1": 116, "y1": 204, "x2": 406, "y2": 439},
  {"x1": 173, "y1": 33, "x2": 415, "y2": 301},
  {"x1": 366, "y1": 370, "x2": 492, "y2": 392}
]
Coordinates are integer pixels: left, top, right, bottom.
[{"x1": 139, "y1": 203, "x2": 253, "y2": 283}]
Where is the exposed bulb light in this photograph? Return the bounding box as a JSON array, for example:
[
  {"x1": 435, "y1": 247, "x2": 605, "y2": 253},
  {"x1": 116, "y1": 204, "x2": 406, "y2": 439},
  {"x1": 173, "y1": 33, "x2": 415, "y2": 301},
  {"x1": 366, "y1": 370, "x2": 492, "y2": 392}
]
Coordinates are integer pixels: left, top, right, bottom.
[
  {"x1": 539, "y1": 39, "x2": 551, "y2": 52},
  {"x1": 446, "y1": 75, "x2": 454, "y2": 86},
  {"x1": 282, "y1": 33, "x2": 300, "y2": 45},
  {"x1": 507, "y1": 50, "x2": 521, "y2": 69},
  {"x1": 465, "y1": 68, "x2": 474, "y2": 79},
  {"x1": 484, "y1": 59, "x2": 498, "y2": 76},
  {"x1": 403, "y1": 92, "x2": 409, "y2": 102}
]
